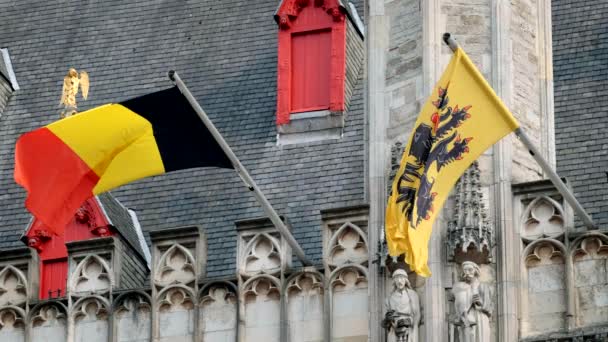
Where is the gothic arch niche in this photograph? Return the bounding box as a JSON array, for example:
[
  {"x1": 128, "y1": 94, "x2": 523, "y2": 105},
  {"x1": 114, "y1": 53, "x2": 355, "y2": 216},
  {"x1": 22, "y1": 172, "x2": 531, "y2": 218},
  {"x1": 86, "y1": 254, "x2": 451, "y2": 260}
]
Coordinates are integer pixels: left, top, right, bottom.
[
  {"x1": 241, "y1": 233, "x2": 282, "y2": 276},
  {"x1": 72, "y1": 296, "x2": 110, "y2": 342},
  {"x1": 157, "y1": 286, "x2": 195, "y2": 341},
  {"x1": 520, "y1": 196, "x2": 565, "y2": 242},
  {"x1": 30, "y1": 302, "x2": 67, "y2": 342},
  {"x1": 0, "y1": 307, "x2": 25, "y2": 342},
  {"x1": 155, "y1": 244, "x2": 196, "y2": 287},
  {"x1": 329, "y1": 265, "x2": 368, "y2": 341},
  {"x1": 0, "y1": 266, "x2": 27, "y2": 307},
  {"x1": 285, "y1": 272, "x2": 324, "y2": 342},
  {"x1": 70, "y1": 255, "x2": 112, "y2": 295},
  {"x1": 242, "y1": 275, "x2": 281, "y2": 342},
  {"x1": 326, "y1": 222, "x2": 368, "y2": 268},
  {"x1": 199, "y1": 282, "x2": 237, "y2": 341},
  {"x1": 570, "y1": 233, "x2": 608, "y2": 327},
  {"x1": 113, "y1": 292, "x2": 152, "y2": 342},
  {"x1": 521, "y1": 240, "x2": 568, "y2": 336}
]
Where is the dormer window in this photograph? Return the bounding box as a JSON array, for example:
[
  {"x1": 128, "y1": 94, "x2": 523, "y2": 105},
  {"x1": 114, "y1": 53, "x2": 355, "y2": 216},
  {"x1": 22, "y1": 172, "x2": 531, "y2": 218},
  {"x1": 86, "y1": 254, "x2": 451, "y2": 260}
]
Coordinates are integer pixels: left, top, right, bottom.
[{"x1": 275, "y1": 0, "x2": 364, "y2": 144}]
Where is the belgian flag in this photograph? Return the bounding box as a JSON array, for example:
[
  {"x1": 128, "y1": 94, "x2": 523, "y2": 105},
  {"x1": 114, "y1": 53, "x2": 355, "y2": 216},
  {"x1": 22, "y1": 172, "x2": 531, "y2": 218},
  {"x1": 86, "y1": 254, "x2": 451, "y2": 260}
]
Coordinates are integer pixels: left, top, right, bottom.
[{"x1": 14, "y1": 87, "x2": 233, "y2": 235}]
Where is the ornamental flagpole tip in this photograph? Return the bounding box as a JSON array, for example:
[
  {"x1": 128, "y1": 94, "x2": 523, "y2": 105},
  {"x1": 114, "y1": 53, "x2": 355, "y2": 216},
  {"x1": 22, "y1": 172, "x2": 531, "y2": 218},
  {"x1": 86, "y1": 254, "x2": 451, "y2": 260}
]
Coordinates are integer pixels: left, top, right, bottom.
[
  {"x1": 167, "y1": 70, "x2": 176, "y2": 82},
  {"x1": 442, "y1": 33, "x2": 459, "y2": 52}
]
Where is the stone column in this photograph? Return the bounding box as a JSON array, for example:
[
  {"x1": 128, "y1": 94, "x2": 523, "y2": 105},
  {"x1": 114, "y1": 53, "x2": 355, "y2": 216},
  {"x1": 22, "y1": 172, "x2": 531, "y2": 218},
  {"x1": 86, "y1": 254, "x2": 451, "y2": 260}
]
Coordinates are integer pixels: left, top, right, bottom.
[{"x1": 367, "y1": 1, "x2": 388, "y2": 341}]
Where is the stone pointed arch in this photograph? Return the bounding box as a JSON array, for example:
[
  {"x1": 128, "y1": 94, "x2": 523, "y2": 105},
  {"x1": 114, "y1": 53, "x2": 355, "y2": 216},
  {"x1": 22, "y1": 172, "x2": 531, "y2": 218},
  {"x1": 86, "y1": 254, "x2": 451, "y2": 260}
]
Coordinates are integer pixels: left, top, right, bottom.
[
  {"x1": 283, "y1": 271, "x2": 325, "y2": 342},
  {"x1": 520, "y1": 238, "x2": 571, "y2": 335},
  {"x1": 0, "y1": 306, "x2": 26, "y2": 341},
  {"x1": 569, "y1": 232, "x2": 608, "y2": 327},
  {"x1": 28, "y1": 301, "x2": 67, "y2": 341},
  {"x1": 156, "y1": 285, "x2": 196, "y2": 341},
  {"x1": 328, "y1": 264, "x2": 368, "y2": 341},
  {"x1": 199, "y1": 281, "x2": 238, "y2": 342},
  {"x1": 0, "y1": 265, "x2": 28, "y2": 307},
  {"x1": 71, "y1": 296, "x2": 111, "y2": 342},
  {"x1": 69, "y1": 254, "x2": 113, "y2": 296},
  {"x1": 240, "y1": 233, "x2": 283, "y2": 276},
  {"x1": 154, "y1": 244, "x2": 197, "y2": 287},
  {"x1": 520, "y1": 196, "x2": 566, "y2": 242},
  {"x1": 241, "y1": 275, "x2": 281, "y2": 341},
  {"x1": 326, "y1": 222, "x2": 368, "y2": 268},
  {"x1": 113, "y1": 291, "x2": 152, "y2": 342}
]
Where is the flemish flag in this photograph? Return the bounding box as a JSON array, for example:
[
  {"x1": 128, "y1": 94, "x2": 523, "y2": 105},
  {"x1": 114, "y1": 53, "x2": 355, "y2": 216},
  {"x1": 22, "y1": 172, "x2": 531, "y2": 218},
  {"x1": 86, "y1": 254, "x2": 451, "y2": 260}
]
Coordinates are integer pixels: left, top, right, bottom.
[
  {"x1": 15, "y1": 87, "x2": 233, "y2": 236},
  {"x1": 385, "y1": 47, "x2": 519, "y2": 276}
]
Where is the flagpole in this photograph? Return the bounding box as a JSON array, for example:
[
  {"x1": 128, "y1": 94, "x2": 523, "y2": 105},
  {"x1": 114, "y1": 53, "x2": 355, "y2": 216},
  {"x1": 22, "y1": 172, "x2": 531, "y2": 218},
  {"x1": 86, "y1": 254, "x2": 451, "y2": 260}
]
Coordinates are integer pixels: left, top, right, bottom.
[
  {"x1": 442, "y1": 33, "x2": 597, "y2": 230},
  {"x1": 168, "y1": 70, "x2": 313, "y2": 265}
]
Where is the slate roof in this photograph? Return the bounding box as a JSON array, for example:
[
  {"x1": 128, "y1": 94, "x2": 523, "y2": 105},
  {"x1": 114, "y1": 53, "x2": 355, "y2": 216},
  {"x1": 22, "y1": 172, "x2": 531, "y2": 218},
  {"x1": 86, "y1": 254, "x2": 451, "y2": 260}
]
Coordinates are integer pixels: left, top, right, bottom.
[
  {"x1": 0, "y1": 0, "x2": 365, "y2": 278},
  {"x1": 96, "y1": 193, "x2": 148, "y2": 262},
  {"x1": 552, "y1": 0, "x2": 608, "y2": 229}
]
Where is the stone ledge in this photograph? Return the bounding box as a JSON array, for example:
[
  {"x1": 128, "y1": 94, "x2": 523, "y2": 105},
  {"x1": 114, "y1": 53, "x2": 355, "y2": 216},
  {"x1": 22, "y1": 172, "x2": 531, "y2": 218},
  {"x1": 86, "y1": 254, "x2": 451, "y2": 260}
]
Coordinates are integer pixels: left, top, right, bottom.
[
  {"x1": 149, "y1": 225, "x2": 202, "y2": 242},
  {"x1": 235, "y1": 215, "x2": 289, "y2": 232},
  {"x1": 520, "y1": 325, "x2": 608, "y2": 342},
  {"x1": 277, "y1": 110, "x2": 345, "y2": 145}
]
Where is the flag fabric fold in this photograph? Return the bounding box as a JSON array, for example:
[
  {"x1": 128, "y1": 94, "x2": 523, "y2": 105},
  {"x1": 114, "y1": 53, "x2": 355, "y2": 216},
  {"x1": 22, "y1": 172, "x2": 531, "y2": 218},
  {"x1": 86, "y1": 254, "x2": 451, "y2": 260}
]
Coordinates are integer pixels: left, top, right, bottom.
[
  {"x1": 385, "y1": 47, "x2": 520, "y2": 276},
  {"x1": 15, "y1": 87, "x2": 233, "y2": 235}
]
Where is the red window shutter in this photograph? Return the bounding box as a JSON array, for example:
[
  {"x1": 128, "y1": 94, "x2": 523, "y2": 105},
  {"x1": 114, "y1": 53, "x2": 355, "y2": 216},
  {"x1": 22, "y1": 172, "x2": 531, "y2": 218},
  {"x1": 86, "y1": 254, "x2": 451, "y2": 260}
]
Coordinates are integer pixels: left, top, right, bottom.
[
  {"x1": 40, "y1": 258, "x2": 67, "y2": 299},
  {"x1": 291, "y1": 29, "x2": 331, "y2": 113}
]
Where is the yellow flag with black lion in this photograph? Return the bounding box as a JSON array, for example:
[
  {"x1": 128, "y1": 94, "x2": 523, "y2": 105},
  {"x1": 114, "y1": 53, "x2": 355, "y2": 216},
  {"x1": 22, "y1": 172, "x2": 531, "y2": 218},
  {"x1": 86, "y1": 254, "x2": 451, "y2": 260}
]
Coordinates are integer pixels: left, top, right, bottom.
[{"x1": 386, "y1": 47, "x2": 520, "y2": 276}]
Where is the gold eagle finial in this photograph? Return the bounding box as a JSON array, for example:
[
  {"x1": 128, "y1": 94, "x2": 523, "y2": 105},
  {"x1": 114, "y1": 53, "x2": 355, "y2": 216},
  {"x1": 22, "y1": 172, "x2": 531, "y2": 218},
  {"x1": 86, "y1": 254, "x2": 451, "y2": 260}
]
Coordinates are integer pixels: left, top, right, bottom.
[{"x1": 59, "y1": 68, "x2": 89, "y2": 118}]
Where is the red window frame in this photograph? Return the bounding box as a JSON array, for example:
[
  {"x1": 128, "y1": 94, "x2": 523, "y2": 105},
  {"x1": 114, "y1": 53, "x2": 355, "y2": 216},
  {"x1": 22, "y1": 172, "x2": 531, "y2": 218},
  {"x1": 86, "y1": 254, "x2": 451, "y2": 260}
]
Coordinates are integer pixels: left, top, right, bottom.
[{"x1": 276, "y1": 0, "x2": 346, "y2": 124}]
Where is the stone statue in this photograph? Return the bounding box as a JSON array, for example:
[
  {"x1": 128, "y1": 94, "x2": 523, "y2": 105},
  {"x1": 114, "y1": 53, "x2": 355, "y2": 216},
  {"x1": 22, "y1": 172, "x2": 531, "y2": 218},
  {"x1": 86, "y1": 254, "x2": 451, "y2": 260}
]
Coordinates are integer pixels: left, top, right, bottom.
[
  {"x1": 383, "y1": 269, "x2": 421, "y2": 342},
  {"x1": 449, "y1": 261, "x2": 492, "y2": 342}
]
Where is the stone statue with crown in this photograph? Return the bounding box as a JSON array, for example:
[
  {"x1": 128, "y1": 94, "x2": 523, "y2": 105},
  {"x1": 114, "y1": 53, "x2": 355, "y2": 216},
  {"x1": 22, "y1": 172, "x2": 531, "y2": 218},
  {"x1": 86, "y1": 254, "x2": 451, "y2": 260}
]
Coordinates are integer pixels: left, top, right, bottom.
[{"x1": 383, "y1": 269, "x2": 421, "y2": 342}]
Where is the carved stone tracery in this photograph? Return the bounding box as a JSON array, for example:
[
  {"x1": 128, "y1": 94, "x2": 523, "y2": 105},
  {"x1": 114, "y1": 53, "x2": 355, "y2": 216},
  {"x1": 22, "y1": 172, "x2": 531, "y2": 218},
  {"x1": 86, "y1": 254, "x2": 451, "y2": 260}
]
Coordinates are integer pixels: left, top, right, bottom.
[
  {"x1": 521, "y1": 196, "x2": 565, "y2": 242},
  {"x1": 155, "y1": 244, "x2": 196, "y2": 287},
  {"x1": 241, "y1": 233, "x2": 282, "y2": 276},
  {"x1": 72, "y1": 297, "x2": 109, "y2": 322},
  {"x1": 30, "y1": 303, "x2": 67, "y2": 328},
  {"x1": 327, "y1": 223, "x2": 368, "y2": 268},
  {"x1": 0, "y1": 307, "x2": 25, "y2": 332},
  {"x1": 0, "y1": 266, "x2": 27, "y2": 307},
  {"x1": 70, "y1": 255, "x2": 112, "y2": 295}
]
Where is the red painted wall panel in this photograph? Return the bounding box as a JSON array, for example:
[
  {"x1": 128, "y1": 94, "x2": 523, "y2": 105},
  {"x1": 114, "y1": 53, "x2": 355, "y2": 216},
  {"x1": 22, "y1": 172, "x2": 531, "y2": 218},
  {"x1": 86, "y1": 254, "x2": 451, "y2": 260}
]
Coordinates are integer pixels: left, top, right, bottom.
[
  {"x1": 291, "y1": 29, "x2": 331, "y2": 113},
  {"x1": 40, "y1": 258, "x2": 68, "y2": 299}
]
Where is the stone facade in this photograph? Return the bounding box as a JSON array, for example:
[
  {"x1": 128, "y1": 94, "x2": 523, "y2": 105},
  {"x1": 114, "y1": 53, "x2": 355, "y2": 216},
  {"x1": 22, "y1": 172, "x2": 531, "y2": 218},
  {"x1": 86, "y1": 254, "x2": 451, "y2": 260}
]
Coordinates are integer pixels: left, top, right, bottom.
[{"x1": 0, "y1": 0, "x2": 606, "y2": 341}]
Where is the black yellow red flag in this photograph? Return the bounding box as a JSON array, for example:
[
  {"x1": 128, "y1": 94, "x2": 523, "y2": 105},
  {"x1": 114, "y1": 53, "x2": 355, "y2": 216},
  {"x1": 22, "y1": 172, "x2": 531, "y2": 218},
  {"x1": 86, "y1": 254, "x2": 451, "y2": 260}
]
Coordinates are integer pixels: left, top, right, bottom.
[
  {"x1": 14, "y1": 87, "x2": 233, "y2": 235},
  {"x1": 385, "y1": 47, "x2": 519, "y2": 276}
]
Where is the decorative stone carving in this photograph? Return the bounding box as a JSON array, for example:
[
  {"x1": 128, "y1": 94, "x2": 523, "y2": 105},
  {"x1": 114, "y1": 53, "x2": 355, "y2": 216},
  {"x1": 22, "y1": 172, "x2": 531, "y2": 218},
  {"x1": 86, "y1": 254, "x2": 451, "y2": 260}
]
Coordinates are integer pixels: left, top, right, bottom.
[
  {"x1": 0, "y1": 308, "x2": 25, "y2": 339},
  {"x1": 521, "y1": 196, "x2": 565, "y2": 242},
  {"x1": 243, "y1": 276, "x2": 281, "y2": 341},
  {"x1": 383, "y1": 269, "x2": 421, "y2": 342},
  {"x1": 157, "y1": 286, "x2": 195, "y2": 340},
  {"x1": 327, "y1": 223, "x2": 368, "y2": 267},
  {"x1": 73, "y1": 297, "x2": 109, "y2": 322},
  {"x1": 30, "y1": 304, "x2": 67, "y2": 341},
  {"x1": 449, "y1": 261, "x2": 492, "y2": 342},
  {"x1": 70, "y1": 255, "x2": 112, "y2": 295},
  {"x1": 243, "y1": 276, "x2": 280, "y2": 303},
  {"x1": 330, "y1": 266, "x2": 368, "y2": 341},
  {"x1": 114, "y1": 292, "x2": 151, "y2": 341},
  {"x1": 447, "y1": 162, "x2": 493, "y2": 264},
  {"x1": 200, "y1": 283, "x2": 237, "y2": 341},
  {"x1": 155, "y1": 244, "x2": 196, "y2": 287},
  {"x1": 286, "y1": 272, "x2": 324, "y2": 342},
  {"x1": 242, "y1": 234, "x2": 282, "y2": 276},
  {"x1": 0, "y1": 266, "x2": 27, "y2": 307},
  {"x1": 525, "y1": 241, "x2": 564, "y2": 267},
  {"x1": 73, "y1": 297, "x2": 109, "y2": 342},
  {"x1": 572, "y1": 236, "x2": 608, "y2": 262}
]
